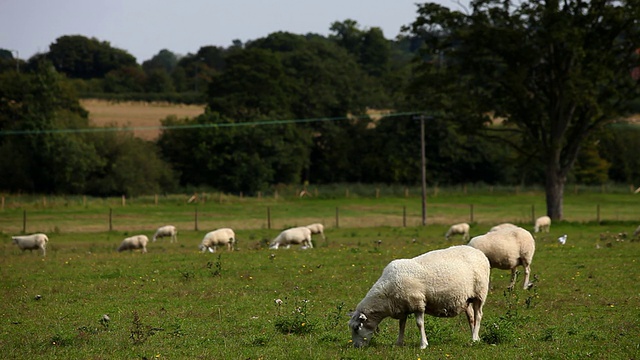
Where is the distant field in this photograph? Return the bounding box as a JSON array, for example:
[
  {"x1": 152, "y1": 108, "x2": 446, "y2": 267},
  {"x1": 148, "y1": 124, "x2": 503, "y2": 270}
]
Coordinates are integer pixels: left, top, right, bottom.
[{"x1": 81, "y1": 99, "x2": 205, "y2": 140}]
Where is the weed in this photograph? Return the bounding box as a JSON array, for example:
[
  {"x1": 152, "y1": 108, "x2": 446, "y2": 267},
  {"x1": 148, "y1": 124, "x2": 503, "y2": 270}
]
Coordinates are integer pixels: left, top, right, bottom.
[
  {"x1": 324, "y1": 301, "x2": 345, "y2": 330},
  {"x1": 540, "y1": 327, "x2": 558, "y2": 342},
  {"x1": 179, "y1": 269, "x2": 194, "y2": 282},
  {"x1": 50, "y1": 332, "x2": 74, "y2": 347},
  {"x1": 130, "y1": 311, "x2": 163, "y2": 345},
  {"x1": 274, "y1": 299, "x2": 316, "y2": 335},
  {"x1": 206, "y1": 254, "x2": 222, "y2": 277}
]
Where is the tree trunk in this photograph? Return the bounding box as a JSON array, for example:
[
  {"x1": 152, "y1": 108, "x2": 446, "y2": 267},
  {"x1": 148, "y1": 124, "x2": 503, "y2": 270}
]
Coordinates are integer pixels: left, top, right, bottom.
[{"x1": 545, "y1": 165, "x2": 565, "y2": 220}]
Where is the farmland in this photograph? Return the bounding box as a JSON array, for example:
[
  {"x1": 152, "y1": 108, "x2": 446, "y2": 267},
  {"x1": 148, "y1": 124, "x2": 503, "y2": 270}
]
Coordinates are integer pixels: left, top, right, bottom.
[
  {"x1": 81, "y1": 99, "x2": 204, "y2": 140},
  {"x1": 1, "y1": 190, "x2": 639, "y2": 359}
]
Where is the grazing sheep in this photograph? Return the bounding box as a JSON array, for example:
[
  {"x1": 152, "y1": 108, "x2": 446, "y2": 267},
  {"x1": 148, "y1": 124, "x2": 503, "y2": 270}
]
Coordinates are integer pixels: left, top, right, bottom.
[
  {"x1": 534, "y1": 215, "x2": 551, "y2": 233},
  {"x1": 306, "y1": 223, "x2": 325, "y2": 240},
  {"x1": 467, "y1": 226, "x2": 535, "y2": 289},
  {"x1": 349, "y1": 245, "x2": 490, "y2": 349},
  {"x1": 269, "y1": 227, "x2": 313, "y2": 249},
  {"x1": 153, "y1": 225, "x2": 178, "y2": 242},
  {"x1": 445, "y1": 222, "x2": 470, "y2": 241},
  {"x1": 12, "y1": 233, "x2": 49, "y2": 256},
  {"x1": 633, "y1": 225, "x2": 640, "y2": 237},
  {"x1": 117, "y1": 235, "x2": 149, "y2": 253},
  {"x1": 489, "y1": 223, "x2": 518, "y2": 232},
  {"x1": 199, "y1": 228, "x2": 236, "y2": 253}
]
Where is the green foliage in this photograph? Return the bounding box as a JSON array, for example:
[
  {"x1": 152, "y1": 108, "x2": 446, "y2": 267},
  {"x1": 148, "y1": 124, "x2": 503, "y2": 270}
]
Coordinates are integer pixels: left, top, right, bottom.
[
  {"x1": 274, "y1": 299, "x2": 316, "y2": 335},
  {"x1": 405, "y1": 0, "x2": 640, "y2": 219},
  {"x1": 47, "y1": 35, "x2": 137, "y2": 79}
]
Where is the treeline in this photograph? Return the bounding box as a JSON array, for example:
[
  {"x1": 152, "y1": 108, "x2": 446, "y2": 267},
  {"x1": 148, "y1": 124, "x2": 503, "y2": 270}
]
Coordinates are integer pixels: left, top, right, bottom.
[{"x1": 0, "y1": 19, "x2": 639, "y2": 196}]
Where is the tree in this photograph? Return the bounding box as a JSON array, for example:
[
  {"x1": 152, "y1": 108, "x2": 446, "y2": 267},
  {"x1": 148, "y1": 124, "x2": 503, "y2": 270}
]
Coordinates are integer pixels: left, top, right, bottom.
[
  {"x1": 142, "y1": 49, "x2": 178, "y2": 74},
  {"x1": 405, "y1": 0, "x2": 640, "y2": 219},
  {"x1": 47, "y1": 35, "x2": 137, "y2": 79}
]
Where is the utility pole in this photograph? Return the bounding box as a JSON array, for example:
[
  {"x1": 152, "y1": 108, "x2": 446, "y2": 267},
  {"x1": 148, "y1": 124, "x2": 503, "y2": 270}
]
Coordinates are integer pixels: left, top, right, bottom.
[{"x1": 414, "y1": 114, "x2": 430, "y2": 226}]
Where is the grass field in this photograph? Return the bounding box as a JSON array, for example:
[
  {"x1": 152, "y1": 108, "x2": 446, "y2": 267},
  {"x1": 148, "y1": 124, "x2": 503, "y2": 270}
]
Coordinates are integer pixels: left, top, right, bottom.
[
  {"x1": 1, "y1": 192, "x2": 639, "y2": 359},
  {"x1": 81, "y1": 99, "x2": 204, "y2": 140}
]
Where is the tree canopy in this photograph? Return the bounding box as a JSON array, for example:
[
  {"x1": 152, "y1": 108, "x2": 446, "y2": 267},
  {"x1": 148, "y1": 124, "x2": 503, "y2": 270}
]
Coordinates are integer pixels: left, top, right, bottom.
[{"x1": 404, "y1": 0, "x2": 640, "y2": 219}]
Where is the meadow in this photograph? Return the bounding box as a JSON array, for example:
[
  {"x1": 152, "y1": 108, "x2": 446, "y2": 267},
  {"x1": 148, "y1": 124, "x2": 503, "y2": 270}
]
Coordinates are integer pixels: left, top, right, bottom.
[{"x1": 1, "y1": 189, "x2": 639, "y2": 359}]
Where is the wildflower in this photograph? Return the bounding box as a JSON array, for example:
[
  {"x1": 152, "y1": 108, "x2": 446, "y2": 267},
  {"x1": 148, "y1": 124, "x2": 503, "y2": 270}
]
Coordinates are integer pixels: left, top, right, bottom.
[{"x1": 275, "y1": 298, "x2": 283, "y2": 306}]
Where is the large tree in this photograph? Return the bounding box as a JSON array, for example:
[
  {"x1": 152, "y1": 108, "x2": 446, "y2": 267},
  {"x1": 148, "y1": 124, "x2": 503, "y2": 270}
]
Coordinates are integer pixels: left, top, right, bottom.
[{"x1": 406, "y1": 0, "x2": 640, "y2": 219}]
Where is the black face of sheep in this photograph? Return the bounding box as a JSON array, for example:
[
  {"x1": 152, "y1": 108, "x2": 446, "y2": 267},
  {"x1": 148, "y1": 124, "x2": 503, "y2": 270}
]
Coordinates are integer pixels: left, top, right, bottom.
[{"x1": 348, "y1": 311, "x2": 375, "y2": 348}]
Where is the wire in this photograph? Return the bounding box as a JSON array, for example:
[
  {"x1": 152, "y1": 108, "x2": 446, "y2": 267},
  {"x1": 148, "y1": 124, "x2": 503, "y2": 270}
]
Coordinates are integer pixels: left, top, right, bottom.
[{"x1": 0, "y1": 111, "x2": 424, "y2": 136}]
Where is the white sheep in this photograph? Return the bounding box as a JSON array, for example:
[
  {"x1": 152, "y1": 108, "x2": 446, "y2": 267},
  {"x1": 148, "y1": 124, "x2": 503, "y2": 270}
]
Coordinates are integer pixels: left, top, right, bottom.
[
  {"x1": 153, "y1": 225, "x2": 178, "y2": 242},
  {"x1": 467, "y1": 226, "x2": 535, "y2": 289},
  {"x1": 534, "y1": 215, "x2": 551, "y2": 233},
  {"x1": 489, "y1": 223, "x2": 518, "y2": 232},
  {"x1": 199, "y1": 228, "x2": 236, "y2": 253},
  {"x1": 306, "y1": 223, "x2": 325, "y2": 240},
  {"x1": 349, "y1": 245, "x2": 490, "y2": 349},
  {"x1": 445, "y1": 222, "x2": 470, "y2": 241},
  {"x1": 633, "y1": 225, "x2": 640, "y2": 237},
  {"x1": 12, "y1": 233, "x2": 49, "y2": 256},
  {"x1": 117, "y1": 235, "x2": 149, "y2": 253},
  {"x1": 269, "y1": 227, "x2": 313, "y2": 249}
]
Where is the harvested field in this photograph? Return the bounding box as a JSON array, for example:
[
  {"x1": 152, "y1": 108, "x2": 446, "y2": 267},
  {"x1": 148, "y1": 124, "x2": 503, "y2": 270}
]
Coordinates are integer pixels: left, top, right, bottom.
[{"x1": 81, "y1": 99, "x2": 205, "y2": 140}]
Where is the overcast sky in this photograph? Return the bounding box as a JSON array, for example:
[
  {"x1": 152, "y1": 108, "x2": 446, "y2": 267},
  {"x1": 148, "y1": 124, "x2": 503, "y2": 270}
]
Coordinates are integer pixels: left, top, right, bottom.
[{"x1": 0, "y1": 0, "x2": 464, "y2": 63}]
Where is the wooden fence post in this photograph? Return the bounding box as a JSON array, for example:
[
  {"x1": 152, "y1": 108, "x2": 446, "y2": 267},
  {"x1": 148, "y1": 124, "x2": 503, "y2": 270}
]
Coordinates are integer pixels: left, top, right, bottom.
[
  {"x1": 403, "y1": 206, "x2": 406, "y2": 227},
  {"x1": 597, "y1": 204, "x2": 601, "y2": 224},
  {"x1": 267, "y1": 206, "x2": 271, "y2": 230},
  {"x1": 335, "y1": 207, "x2": 340, "y2": 228},
  {"x1": 531, "y1": 204, "x2": 535, "y2": 224},
  {"x1": 23, "y1": 209, "x2": 26, "y2": 233},
  {"x1": 194, "y1": 206, "x2": 199, "y2": 231},
  {"x1": 470, "y1": 204, "x2": 474, "y2": 223}
]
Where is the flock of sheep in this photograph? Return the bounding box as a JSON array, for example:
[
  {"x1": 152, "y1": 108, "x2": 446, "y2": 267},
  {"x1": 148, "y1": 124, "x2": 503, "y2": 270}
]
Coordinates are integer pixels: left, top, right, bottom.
[
  {"x1": 9, "y1": 216, "x2": 640, "y2": 349},
  {"x1": 10, "y1": 223, "x2": 326, "y2": 256}
]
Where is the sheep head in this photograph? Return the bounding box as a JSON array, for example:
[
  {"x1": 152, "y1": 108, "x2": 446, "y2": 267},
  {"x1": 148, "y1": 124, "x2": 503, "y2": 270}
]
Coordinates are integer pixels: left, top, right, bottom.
[{"x1": 349, "y1": 311, "x2": 374, "y2": 348}]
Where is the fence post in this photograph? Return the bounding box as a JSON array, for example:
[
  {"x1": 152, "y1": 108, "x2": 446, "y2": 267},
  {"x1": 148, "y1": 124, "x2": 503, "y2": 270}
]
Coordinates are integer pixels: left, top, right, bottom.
[
  {"x1": 22, "y1": 209, "x2": 26, "y2": 233},
  {"x1": 597, "y1": 204, "x2": 601, "y2": 224},
  {"x1": 335, "y1": 207, "x2": 340, "y2": 229},
  {"x1": 121, "y1": 195, "x2": 126, "y2": 206},
  {"x1": 155, "y1": 194, "x2": 158, "y2": 206},
  {"x1": 469, "y1": 204, "x2": 474, "y2": 223},
  {"x1": 531, "y1": 204, "x2": 535, "y2": 224},
  {"x1": 267, "y1": 206, "x2": 271, "y2": 230},
  {"x1": 109, "y1": 208, "x2": 112, "y2": 231},
  {"x1": 403, "y1": 206, "x2": 406, "y2": 227},
  {"x1": 194, "y1": 206, "x2": 199, "y2": 231}
]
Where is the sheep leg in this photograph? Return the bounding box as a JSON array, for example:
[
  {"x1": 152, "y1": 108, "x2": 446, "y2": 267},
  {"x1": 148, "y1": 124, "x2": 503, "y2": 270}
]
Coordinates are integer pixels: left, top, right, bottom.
[
  {"x1": 466, "y1": 299, "x2": 483, "y2": 341},
  {"x1": 396, "y1": 315, "x2": 407, "y2": 346},
  {"x1": 522, "y1": 263, "x2": 532, "y2": 289},
  {"x1": 415, "y1": 312, "x2": 428, "y2": 349},
  {"x1": 508, "y1": 268, "x2": 518, "y2": 290}
]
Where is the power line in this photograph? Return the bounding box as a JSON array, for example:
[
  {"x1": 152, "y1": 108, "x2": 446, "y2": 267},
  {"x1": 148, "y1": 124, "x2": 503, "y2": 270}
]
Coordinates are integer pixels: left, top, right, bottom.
[{"x1": 0, "y1": 111, "x2": 423, "y2": 136}]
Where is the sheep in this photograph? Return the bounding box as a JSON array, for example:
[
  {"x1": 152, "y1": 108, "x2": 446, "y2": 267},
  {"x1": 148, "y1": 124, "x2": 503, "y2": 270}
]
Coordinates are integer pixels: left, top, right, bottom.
[
  {"x1": 445, "y1": 222, "x2": 470, "y2": 241},
  {"x1": 117, "y1": 235, "x2": 149, "y2": 253},
  {"x1": 467, "y1": 226, "x2": 535, "y2": 289},
  {"x1": 153, "y1": 225, "x2": 178, "y2": 243},
  {"x1": 349, "y1": 245, "x2": 490, "y2": 349},
  {"x1": 199, "y1": 228, "x2": 236, "y2": 253},
  {"x1": 12, "y1": 233, "x2": 49, "y2": 256},
  {"x1": 269, "y1": 227, "x2": 313, "y2": 249},
  {"x1": 306, "y1": 223, "x2": 325, "y2": 240},
  {"x1": 534, "y1": 215, "x2": 551, "y2": 233},
  {"x1": 489, "y1": 223, "x2": 518, "y2": 232}
]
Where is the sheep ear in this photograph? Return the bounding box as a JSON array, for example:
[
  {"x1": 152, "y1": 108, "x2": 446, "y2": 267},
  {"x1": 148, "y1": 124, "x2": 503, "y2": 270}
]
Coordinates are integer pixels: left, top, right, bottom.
[{"x1": 359, "y1": 313, "x2": 367, "y2": 321}]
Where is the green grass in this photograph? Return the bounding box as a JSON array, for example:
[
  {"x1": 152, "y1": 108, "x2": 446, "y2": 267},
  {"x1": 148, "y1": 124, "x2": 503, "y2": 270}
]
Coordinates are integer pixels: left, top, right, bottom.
[{"x1": 1, "y1": 191, "x2": 640, "y2": 359}]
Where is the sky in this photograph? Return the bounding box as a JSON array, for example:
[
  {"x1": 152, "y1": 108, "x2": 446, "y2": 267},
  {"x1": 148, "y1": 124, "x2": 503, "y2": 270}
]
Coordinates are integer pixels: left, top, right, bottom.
[{"x1": 0, "y1": 0, "x2": 464, "y2": 63}]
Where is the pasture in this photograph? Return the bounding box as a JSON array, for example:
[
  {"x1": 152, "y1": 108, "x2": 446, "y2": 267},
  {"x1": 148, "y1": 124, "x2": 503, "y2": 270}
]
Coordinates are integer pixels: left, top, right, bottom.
[{"x1": 1, "y1": 191, "x2": 639, "y2": 359}]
